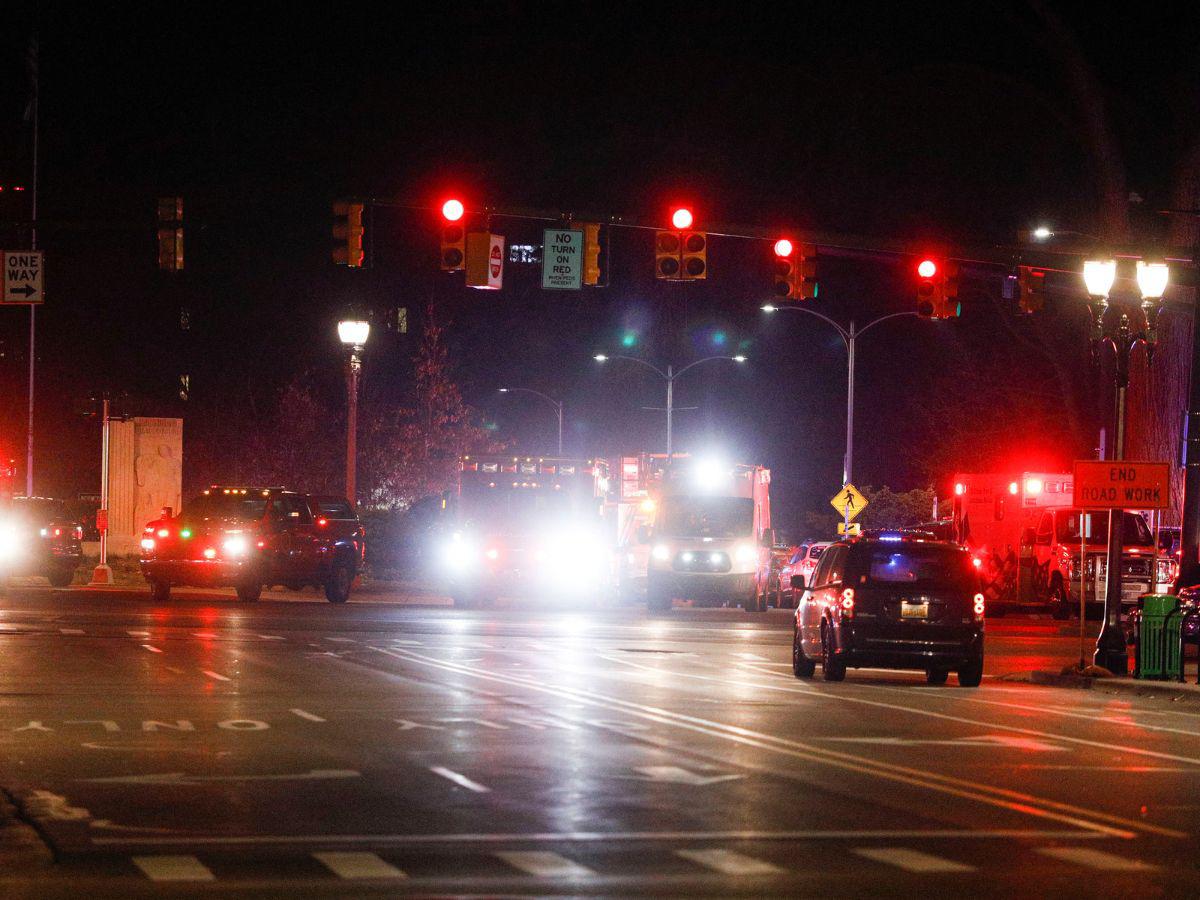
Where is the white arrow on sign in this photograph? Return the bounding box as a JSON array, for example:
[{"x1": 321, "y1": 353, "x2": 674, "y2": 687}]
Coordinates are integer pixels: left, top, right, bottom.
[
  {"x1": 82, "y1": 768, "x2": 361, "y2": 785},
  {"x1": 819, "y1": 735, "x2": 1064, "y2": 752},
  {"x1": 629, "y1": 765, "x2": 745, "y2": 786}
]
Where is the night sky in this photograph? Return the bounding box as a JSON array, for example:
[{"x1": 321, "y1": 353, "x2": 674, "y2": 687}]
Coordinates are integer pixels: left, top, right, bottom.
[{"x1": 1, "y1": 3, "x2": 1197, "y2": 536}]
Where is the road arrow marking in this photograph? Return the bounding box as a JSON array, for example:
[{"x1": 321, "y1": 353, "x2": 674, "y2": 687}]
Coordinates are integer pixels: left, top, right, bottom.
[
  {"x1": 82, "y1": 769, "x2": 360, "y2": 785},
  {"x1": 630, "y1": 765, "x2": 745, "y2": 786}
]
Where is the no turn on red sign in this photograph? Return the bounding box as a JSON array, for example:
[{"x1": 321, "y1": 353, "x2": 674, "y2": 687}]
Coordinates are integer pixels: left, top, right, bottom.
[{"x1": 1073, "y1": 460, "x2": 1171, "y2": 509}]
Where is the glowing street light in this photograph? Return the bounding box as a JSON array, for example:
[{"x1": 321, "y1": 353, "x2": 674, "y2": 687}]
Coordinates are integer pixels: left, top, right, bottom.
[
  {"x1": 1082, "y1": 259, "x2": 1117, "y2": 298},
  {"x1": 338, "y1": 319, "x2": 370, "y2": 505},
  {"x1": 1136, "y1": 261, "x2": 1169, "y2": 300}
]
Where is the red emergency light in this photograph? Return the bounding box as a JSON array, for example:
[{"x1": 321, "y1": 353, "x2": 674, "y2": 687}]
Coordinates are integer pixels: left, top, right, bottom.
[
  {"x1": 1008, "y1": 482, "x2": 1019, "y2": 495},
  {"x1": 1024, "y1": 477, "x2": 1043, "y2": 495},
  {"x1": 954, "y1": 482, "x2": 965, "y2": 496}
]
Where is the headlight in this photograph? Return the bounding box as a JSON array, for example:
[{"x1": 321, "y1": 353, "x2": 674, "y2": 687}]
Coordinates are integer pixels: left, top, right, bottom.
[
  {"x1": 222, "y1": 535, "x2": 249, "y2": 557},
  {"x1": 0, "y1": 522, "x2": 23, "y2": 560},
  {"x1": 652, "y1": 543, "x2": 670, "y2": 561},
  {"x1": 441, "y1": 533, "x2": 478, "y2": 571},
  {"x1": 140, "y1": 537, "x2": 156, "y2": 552},
  {"x1": 735, "y1": 543, "x2": 757, "y2": 564}
]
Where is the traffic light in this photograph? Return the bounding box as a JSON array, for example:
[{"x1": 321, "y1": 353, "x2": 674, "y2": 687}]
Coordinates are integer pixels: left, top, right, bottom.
[
  {"x1": 916, "y1": 258, "x2": 940, "y2": 318},
  {"x1": 1017, "y1": 265, "x2": 1046, "y2": 314},
  {"x1": 680, "y1": 230, "x2": 707, "y2": 280},
  {"x1": 157, "y1": 197, "x2": 183, "y2": 271},
  {"x1": 579, "y1": 222, "x2": 606, "y2": 286},
  {"x1": 772, "y1": 239, "x2": 797, "y2": 299},
  {"x1": 655, "y1": 230, "x2": 681, "y2": 279},
  {"x1": 798, "y1": 243, "x2": 818, "y2": 299},
  {"x1": 465, "y1": 231, "x2": 504, "y2": 290},
  {"x1": 942, "y1": 260, "x2": 960, "y2": 318},
  {"x1": 331, "y1": 201, "x2": 364, "y2": 267},
  {"x1": 440, "y1": 198, "x2": 466, "y2": 271}
]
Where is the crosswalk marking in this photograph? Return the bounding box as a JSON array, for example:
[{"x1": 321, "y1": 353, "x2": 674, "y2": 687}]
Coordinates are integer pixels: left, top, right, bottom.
[
  {"x1": 495, "y1": 851, "x2": 594, "y2": 877},
  {"x1": 201, "y1": 670, "x2": 231, "y2": 682},
  {"x1": 60, "y1": 628, "x2": 85, "y2": 635},
  {"x1": 141, "y1": 644, "x2": 163, "y2": 653},
  {"x1": 314, "y1": 851, "x2": 405, "y2": 879},
  {"x1": 194, "y1": 632, "x2": 218, "y2": 639},
  {"x1": 1037, "y1": 847, "x2": 1156, "y2": 871},
  {"x1": 326, "y1": 636, "x2": 357, "y2": 643},
  {"x1": 854, "y1": 847, "x2": 974, "y2": 873},
  {"x1": 429, "y1": 766, "x2": 490, "y2": 793},
  {"x1": 133, "y1": 855, "x2": 215, "y2": 882},
  {"x1": 676, "y1": 848, "x2": 784, "y2": 875},
  {"x1": 258, "y1": 634, "x2": 286, "y2": 640},
  {"x1": 127, "y1": 630, "x2": 149, "y2": 637}
]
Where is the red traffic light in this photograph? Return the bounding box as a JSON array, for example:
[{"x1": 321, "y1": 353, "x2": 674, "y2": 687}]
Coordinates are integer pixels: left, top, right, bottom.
[
  {"x1": 671, "y1": 207, "x2": 693, "y2": 230},
  {"x1": 773, "y1": 239, "x2": 794, "y2": 258},
  {"x1": 917, "y1": 259, "x2": 938, "y2": 278},
  {"x1": 441, "y1": 199, "x2": 465, "y2": 222}
]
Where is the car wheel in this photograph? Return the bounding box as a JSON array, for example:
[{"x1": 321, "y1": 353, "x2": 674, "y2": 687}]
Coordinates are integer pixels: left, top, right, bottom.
[
  {"x1": 149, "y1": 579, "x2": 171, "y2": 603},
  {"x1": 958, "y1": 657, "x2": 984, "y2": 688},
  {"x1": 821, "y1": 625, "x2": 846, "y2": 682},
  {"x1": 925, "y1": 667, "x2": 949, "y2": 685},
  {"x1": 324, "y1": 564, "x2": 353, "y2": 604},
  {"x1": 236, "y1": 580, "x2": 262, "y2": 602},
  {"x1": 47, "y1": 566, "x2": 75, "y2": 588},
  {"x1": 792, "y1": 625, "x2": 816, "y2": 678},
  {"x1": 1049, "y1": 578, "x2": 1070, "y2": 620}
]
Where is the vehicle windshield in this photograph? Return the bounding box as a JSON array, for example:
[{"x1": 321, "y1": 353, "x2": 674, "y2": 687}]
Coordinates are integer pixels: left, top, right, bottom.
[
  {"x1": 183, "y1": 494, "x2": 269, "y2": 522},
  {"x1": 657, "y1": 496, "x2": 753, "y2": 539},
  {"x1": 459, "y1": 487, "x2": 581, "y2": 528},
  {"x1": 8, "y1": 498, "x2": 66, "y2": 523},
  {"x1": 1056, "y1": 509, "x2": 1153, "y2": 546},
  {"x1": 852, "y1": 543, "x2": 978, "y2": 591}
]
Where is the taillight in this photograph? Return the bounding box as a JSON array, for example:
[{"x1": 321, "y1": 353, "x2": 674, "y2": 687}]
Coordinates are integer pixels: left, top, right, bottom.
[
  {"x1": 973, "y1": 592, "x2": 986, "y2": 620},
  {"x1": 317, "y1": 517, "x2": 328, "y2": 527},
  {"x1": 840, "y1": 588, "x2": 855, "y2": 617},
  {"x1": 73, "y1": 527, "x2": 83, "y2": 540}
]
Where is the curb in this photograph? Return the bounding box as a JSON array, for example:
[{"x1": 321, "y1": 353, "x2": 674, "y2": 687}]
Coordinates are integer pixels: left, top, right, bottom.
[{"x1": 1025, "y1": 669, "x2": 1200, "y2": 699}]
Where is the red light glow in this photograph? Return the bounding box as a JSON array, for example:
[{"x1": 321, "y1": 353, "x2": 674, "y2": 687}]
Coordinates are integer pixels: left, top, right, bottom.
[
  {"x1": 917, "y1": 259, "x2": 938, "y2": 278},
  {"x1": 1008, "y1": 482, "x2": 1019, "y2": 495},
  {"x1": 954, "y1": 482, "x2": 965, "y2": 496},
  {"x1": 441, "y1": 199, "x2": 464, "y2": 222},
  {"x1": 1025, "y1": 478, "x2": 1043, "y2": 495},
  {"x1": 671, "y1": 207, "x2": 694, "y2": 230},
  {"x1": 774, "y1": 239, "x2": 794, "y2": 258},
  {"x1": 841, "y1": 587, "x2": 856, "y2": 613}
]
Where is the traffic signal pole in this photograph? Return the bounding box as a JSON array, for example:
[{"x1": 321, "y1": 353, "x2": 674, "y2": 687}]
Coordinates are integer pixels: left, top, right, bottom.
[{"x1": 1180, "y1": 305, "x2": 1200, "y2": 589}]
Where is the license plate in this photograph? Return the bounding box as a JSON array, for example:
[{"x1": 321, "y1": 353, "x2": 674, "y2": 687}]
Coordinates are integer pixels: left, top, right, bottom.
[{"x1": 901, "y1": 601, "x2": 929, "y2": 619}]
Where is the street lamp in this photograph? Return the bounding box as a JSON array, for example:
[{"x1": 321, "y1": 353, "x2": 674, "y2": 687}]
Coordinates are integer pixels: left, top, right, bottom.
[
  {"x1": 594, "y1": 354, "x2": 746, "y2": 458},
  {"x1": 1080, "y1": 259, "x2": 1169, "y2": 674},
  {"x1": 498, "y1": 387, "x2": 565, "y2": 456},
  {"x1": 338, "y1": 319, "x2": 369, "y2": 506},
  {"x1": 763, "y1": 303, "x2": 917, "y2": 493}
]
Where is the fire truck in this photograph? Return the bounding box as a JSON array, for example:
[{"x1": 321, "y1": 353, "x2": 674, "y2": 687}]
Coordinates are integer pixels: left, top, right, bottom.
[
  {"x1": 440, "y1": 455, "x2": 613, "y2": 607},
  {"x1": 611, "y1": 454, "x2": 774, "y2": 612},
  {"x1": 952, "y1": 471, "x2": 1161, "y2": 618}
]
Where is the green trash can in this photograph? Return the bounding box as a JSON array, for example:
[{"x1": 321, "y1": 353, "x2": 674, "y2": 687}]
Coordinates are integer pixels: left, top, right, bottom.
[{"x1": 1137, "y1": 594, "x2": 1182, "y2": 680}]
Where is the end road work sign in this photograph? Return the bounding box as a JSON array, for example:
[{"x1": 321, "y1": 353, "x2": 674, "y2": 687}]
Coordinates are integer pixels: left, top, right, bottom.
[{"x1": 1073, "y1": 460, "x2": 1170, "y2": 509}]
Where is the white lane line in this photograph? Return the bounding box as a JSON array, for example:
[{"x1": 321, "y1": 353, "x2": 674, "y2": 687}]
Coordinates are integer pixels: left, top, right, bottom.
[
  {"x1": 734, "y1": 652, "x2": 768, "y2": 661},
  {"x1": 854, "y1": 847, "x2": 974, "y2": 873},
  {"x1": 1037, "y1": 847, "x2": 1157, "y2": 871},
  {"x1": 314, "y1": 851, "x2": 406, "y2": 879},
  {"x1": 194, "y1": 632, "x2": 218, "y2": 639},
  {"x1": 201, "y1": 670, "x2": 231, "y2": 682},
  {"x1": 258, "y1": 634, "x2": 286, "y2": 641},
  {"x1": 141, "y1": 644, "x2": 163, "y2": 654},
  {"x1": 677, "y1": 848, "x2": 784, "y2": 875},
  {"x1": 495, "y1": 851, "x2": 594, "y2": 877},
  {"x1": 326, "y1": 637, "x2": 357, "y2": 643},
  {"x1": 289, "y1": 708, "x2": 326, "y2": 722},
  {"x1": 127, "y1": 630, "x2": 150, "y2": 637},
  {"x1": 60, "y1": 628, "x2": 85, "y2": 635},
  {"x1": 95, "y1": 828, "x2": 1112, "y2": 848},
  {"x1": 132, "y1": 855, "x2": 215, "y2": 882},
  {"x1": 391, "y1": 639, "x2": 423, "y2": 646},
  {"x1": 429, "y1": 766, "x2": 490, "y2": 793}
]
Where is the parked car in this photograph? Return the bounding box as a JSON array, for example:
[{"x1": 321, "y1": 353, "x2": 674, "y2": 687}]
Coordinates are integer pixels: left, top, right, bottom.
[
  {"x1": 780, "y1": 541, "x2": 830, "y2": 608},
  {"x1": 792, "y1": 533, "x2": 985, "y2": 686},
  {"x1": 0, "y1": 496, "x2": 84, "y2": 588},
  {"x1": 140, "y1": 487, "x2": 365, "y2": 603}
]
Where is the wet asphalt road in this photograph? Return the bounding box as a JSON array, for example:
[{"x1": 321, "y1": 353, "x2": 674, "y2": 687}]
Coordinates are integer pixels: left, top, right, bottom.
[{"x1": 0, "y1": 584, "x2": 1197, "y2": 896}]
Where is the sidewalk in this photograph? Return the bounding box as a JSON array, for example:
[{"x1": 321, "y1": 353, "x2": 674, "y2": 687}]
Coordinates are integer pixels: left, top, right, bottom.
[{"x1": 1008, "y1": 667, "x2": 1200, "y2": 701}]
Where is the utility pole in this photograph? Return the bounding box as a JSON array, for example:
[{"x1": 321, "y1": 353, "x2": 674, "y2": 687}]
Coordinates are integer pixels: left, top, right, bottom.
[
  {"x1": 25, "y1": 35, "x2": 39, "y2": 497},
  {"x1": 89, "y1": 397, "x2": 113, "y2": 586}
]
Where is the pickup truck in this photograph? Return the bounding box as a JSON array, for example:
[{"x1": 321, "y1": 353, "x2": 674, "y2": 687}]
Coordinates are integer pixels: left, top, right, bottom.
[
  {"x1": 139, "y1": 486, "x2": 365, "y2": 603},
  {"x1": 0, "y1": 496, "x2": 84, "y2": 588}
]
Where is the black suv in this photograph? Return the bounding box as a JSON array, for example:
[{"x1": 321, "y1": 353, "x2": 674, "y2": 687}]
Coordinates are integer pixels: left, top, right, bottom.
[
  {"x1": 0, "y1": 497, "x2": 84, "y2": 588},
  {"x1": 792, "y1": 533, "x2": 985, "y2": 686}
]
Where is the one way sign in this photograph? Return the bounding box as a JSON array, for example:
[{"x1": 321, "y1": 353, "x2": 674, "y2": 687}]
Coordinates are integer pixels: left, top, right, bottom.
[{"x1": 3, "y1": 251, "x2": 43, "y2": 305}]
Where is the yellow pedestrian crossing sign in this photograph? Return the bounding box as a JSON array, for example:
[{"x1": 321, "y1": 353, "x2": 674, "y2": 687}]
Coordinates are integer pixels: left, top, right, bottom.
[
  {"x1": 831, "y1": 483, "x2": 868, "y2": 521},
  {"x1": 837, "y1": 522, "x2": 862, "y2": 536}
]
